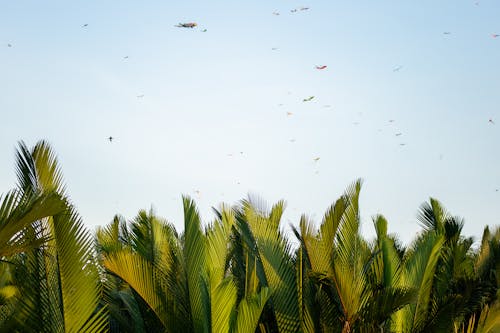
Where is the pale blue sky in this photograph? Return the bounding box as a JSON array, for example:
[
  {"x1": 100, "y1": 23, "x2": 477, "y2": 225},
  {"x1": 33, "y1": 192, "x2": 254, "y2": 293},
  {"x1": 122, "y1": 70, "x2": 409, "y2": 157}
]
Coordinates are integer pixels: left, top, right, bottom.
[{"x1": 1, "y1": 0, "x2": 499, "y2": 244}]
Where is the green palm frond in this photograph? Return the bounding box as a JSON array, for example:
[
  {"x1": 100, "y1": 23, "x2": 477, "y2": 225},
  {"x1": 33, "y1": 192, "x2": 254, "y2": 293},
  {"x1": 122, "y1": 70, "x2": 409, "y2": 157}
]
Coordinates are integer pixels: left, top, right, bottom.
[
  {"x1": 183, "y1": 196, "x2": 209, "y2": 333},
  {"x1": 234, "y1": 287, "x2": 271, "y2": 333},
  {"x1": 0, "y1": 189, "x2": 65, "y2": 257},
  {"x1": 104, "y1": 250, "x2": 168, "y2": 329},
  {"x1": 15, "y1": 140, "x2": 65, "y2": 195},
  {"x1": 399, "y1": 232, "x2": 445, "y2": 332},
  {"x1": 50, "y1": 207, "x2": 108, "y2": 332},
  {"x1": 237, "y1": 199, "x2": 301, "y2": 332}
]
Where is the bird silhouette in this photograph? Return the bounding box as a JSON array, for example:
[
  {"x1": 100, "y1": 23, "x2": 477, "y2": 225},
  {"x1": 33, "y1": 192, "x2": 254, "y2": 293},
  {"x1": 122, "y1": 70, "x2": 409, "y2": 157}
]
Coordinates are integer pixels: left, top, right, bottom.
[
  {"x1": 395, "y1": 133, "x2": 402, "y2": 136},
  {"x1": 137, "y1": 94, "x2": 145, "y2": 98},
  {"x1": 313, "y1": 157, "x2": 320, "y2": 162},
  {"x1": 489, "y1": 118, "x2": 495, "y2": 124},
  {"x1": 82, "y1": 24, "x2": 88, "y2": 27},
  {"x1": 175, "y1": 22, "x2": 197, "y2": 28},
  {"x1": 393, "y1": 66, "x2": 403, "y2": 72},
  {"x1": 108, "y1": 136, "x2": 114, "y2": 142},
  {"x1": 303, "y1": 96, "x2": 315, "y2": 102},
  {"x1": 287, "y1": 112, "x2": 293, "y2": 116},
  {"x1": 315, "y1": 65, "x2": 327, "y2": 70},
  {"x1": 492, "y1": 34, "x2": 500, "y2": 38}
]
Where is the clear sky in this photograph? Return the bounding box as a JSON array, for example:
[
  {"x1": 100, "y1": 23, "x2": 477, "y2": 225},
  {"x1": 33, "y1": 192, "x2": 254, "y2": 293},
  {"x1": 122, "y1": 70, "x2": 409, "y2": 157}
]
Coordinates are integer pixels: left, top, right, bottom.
[{"x1": 1, "y1": 0, "x2": 499, "y2": 244}]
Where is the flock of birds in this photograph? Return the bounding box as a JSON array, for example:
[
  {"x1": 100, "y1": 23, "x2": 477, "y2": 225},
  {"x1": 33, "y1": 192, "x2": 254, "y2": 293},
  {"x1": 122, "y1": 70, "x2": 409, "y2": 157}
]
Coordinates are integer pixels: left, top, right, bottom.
[{"x1": 4, "y1": 5, "x2": 499, "y2": 198}]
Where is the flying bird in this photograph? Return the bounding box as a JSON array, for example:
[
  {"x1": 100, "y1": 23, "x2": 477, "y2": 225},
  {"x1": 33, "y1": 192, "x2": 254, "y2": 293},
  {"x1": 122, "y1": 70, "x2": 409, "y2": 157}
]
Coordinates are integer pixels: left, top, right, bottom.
[
  {"x1": 395, "y1": 132, "x2": 402, "y2": 136},
  {"x1": 303, "y1": 96, "x2": 315, "y2": 102},
  {"x1": 271, "y1": 47, "x2": 278, "y2": 51},
  {"x1": 123, "y1": 56, "x2": 129, "y2": 59},
  {"x1": 7, "y1": 43, "x2": 11, "y2": 47},
  {"x1": 201, "y1": 29, "x2": 207, "y2": 32},
  {"x1": 489, "y1": 118, "x2": 495, "y2": 124},
  {"x1": 290, "y1": 9, "x2": 298, "y2": 13},
  {"x1": 175, "y1": 22, "x2": 197, "y2": 28},
  {"x1": 313, "y1": 157, "x2": 320, "y2": 162},
  {"x1": 393, "y1": 66, "x2": 403, "y2": 72},
  {"x1": 272, "y1": 11, "x2": 280, "y2": 16},
  {"x1": 136, "y1": 94, "x2": 145, "y2": 98},
  {"x1": 399, "y1": 143, "x2": 406, "y2": 146},
  {"x1": 287, "y1": 112, "x2": 293, "y2": 116},
  {"x1": 300, "y1": 7, "x2": 310, "y2": 11},
  {"x1": 107, "y1": 136, "x2": 114, "y2": 142},
  {"x1": 289, "y1": 138, "x2": 296, "y2": 143},
  {"x1": 315, "y1": 65, "x2": 327, "y2": 70},
  {"x1": 388, "y1": 119, "x2": 395, "y2": 123},
  {"x1": 443, "y1": 32, "x2": 451, "y2": 35},
  {"x1": 82, "y1": 24, "x2": 88, "y2": 27},
  {"x1": 492, "y1": 34, "x2": 500, "y2": 38}
]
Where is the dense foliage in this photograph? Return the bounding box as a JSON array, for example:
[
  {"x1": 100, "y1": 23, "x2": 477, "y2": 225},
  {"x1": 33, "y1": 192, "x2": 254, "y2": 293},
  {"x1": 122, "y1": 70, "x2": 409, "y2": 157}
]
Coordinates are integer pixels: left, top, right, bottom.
[{"x1": 0, "y1": 141, "x2": 499, "y2": 332}]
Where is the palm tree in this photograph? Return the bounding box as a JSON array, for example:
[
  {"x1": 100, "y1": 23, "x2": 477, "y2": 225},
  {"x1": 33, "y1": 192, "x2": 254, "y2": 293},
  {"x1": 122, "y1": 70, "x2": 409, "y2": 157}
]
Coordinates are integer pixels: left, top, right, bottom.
[
  {"x1": 100, "y1": 198, "x2": 270, "y2": 333},
  {"x1": 0, "y1": 140, "x2": 107, "y2": 332}
]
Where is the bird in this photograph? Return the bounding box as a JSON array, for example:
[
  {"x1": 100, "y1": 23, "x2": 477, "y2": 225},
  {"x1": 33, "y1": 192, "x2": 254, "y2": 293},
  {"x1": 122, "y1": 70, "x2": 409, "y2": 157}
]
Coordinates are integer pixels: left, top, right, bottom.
[
  {"x1": 492, "y1": 34, "x2": 500, "y2": 38},
  {"x1": 289, "y1": 138, "x2": 296, "y2": 143},
  {"x1": 300, "y1": 7, "x2": 310, "y2": 11},
  {"x1": 7, "y1": 43, "x2": 11, "y2": 47},
  {"x1": 271, "y1": 47, "x2": 279, "y2": 51},
  {"x1": 123, "y1": 56, "x2": 129, "y2": 59},
  {"x1": 389, "y1": 119, "x2": 395, "y2": 123},
  {"x1": 290, "y1": 9, "x2": 298, "y2": 13},
  {"x1": 272, "y1": 11, "x2": 280, "y2": 16},
  {"x1": 393, "y1": 66, "x2": 403, "y2": 72},
  {"x1": 201, "y1": 29, "x2": 207, "y2": 32},
  {"x1": 443, "y1": 32, "x2": 451, "y2": 35},
  {"x1": 399, "y1": 143, "x2": 406, "y2": 146},
  {"x1": 303, "y1": 96, "x2": 315, "y2": 102},
  {"x1": 313, "y1": 157, "x2": 320, "y2": 162},
  {"x1": 82, "y1": 23, "x2": 88, "y2": 27},
  {"x1": 175, "y1": 22, "x2": 197, "y2": 28},
  {"x1": 107, "y1": 136, "x2": 114, "y2": 142},
  {"x1": 287, "y1": 112, "x2": 293, "y2": 116},
  {"x1": 315, "y1": 65, "x2": 327, "y2": 70},
  {"x1": 489, "y1": 118, "x2": 495, "y2": 124},
  {"x1": 395, "y1": 132, "x2": 402, "y2": 136},
  {"x1": 136, "y1": 94, "x2": 145, "y2": 98}
]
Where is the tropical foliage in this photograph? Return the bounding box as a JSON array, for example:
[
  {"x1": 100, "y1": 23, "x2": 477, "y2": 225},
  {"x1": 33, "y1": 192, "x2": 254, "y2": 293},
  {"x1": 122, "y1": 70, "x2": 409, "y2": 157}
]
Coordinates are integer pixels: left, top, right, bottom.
[{"x1": 0, "y1": 140, "x2": 499, "y2": 332}]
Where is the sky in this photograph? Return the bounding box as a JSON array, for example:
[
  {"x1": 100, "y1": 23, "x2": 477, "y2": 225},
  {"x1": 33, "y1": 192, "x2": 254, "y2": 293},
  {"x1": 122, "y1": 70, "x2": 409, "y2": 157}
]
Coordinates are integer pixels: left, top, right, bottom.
[{"x1": 1, "y1": 0, "x2": 499, "y2": 245}]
